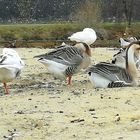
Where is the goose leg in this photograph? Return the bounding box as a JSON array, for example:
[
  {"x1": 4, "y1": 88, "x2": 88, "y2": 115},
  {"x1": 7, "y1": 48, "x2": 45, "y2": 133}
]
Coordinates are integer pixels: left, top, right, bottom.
[
  {"x1": 67, "y1": 76, "x2": 72, "y2": 85},
  {"x1": 3, "y1": 82, "x2": 9, "y2": 94}
]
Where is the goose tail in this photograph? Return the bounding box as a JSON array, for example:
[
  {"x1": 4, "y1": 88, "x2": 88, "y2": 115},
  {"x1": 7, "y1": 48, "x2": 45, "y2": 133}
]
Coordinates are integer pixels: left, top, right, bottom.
[{"x1": 108, "y1": 81, "x2": 132, "y2": 88}]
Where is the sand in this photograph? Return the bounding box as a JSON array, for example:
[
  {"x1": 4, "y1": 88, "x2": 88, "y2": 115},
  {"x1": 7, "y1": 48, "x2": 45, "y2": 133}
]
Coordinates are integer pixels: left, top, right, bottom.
[{"x1": 0, "y1": 48, "x2": 140, "y2": 140}]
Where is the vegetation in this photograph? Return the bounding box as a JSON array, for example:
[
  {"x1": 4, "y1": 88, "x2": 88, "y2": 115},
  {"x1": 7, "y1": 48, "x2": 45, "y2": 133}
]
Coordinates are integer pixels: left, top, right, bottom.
[
  {"x1": 0, "y1": 0, "x2": 139, "y2": 48},
  {"x1": 0, "y1": 0, "x2": 138, "y2": 25},
  {"x1": 0, "y1": 22, "x2": 140, "y2": 48}
]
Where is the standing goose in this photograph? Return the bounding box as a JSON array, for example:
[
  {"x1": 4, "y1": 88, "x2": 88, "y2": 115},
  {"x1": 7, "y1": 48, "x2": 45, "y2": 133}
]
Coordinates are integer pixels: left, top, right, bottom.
[
  {"x1": 87, "y1": 43, "x2": 140, "y2": 88},
  {"x1": 34, "y1": 43, "x2": 91, "y2": 85},
  {"x1": 68, "y1": 28, "x2": 97, "y2": 46},
  {"x1": 0, "y1": 48, "x2": 24, "y2": 94}
]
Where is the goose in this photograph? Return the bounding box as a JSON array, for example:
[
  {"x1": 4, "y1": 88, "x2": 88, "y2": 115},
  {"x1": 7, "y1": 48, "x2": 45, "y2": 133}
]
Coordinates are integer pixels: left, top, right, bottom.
[
  {"x1": 119, "y1": 38, "x2": 130, "y2": 47},
  {"x1": 112, "y1": 47, "x2": 140, "y2": 69},
  {"x1": 127, "y1": 36, "x2": 138, "y2": 42},
  {"x1": 68, "y1": 28, "x2": 97, "y2": 46},
  {"x1": 87, "y1": 43, "x2": 140, "y2": 88},
  {"x1": 119, "y1": 37, "x2": 138, "y2": 48},
  {"x1": 34, "y1": 43, "x2": 91, "y2": 85},
  {"x1": 0, "y1": 48, "x2": 24, "y2": 94}
]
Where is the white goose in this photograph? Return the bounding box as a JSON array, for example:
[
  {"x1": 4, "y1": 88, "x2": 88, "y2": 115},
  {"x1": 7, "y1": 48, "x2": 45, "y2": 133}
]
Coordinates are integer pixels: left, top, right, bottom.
[
  {"x1": 68, "y1": 28, "x2": 97, "y2": 45},
  {"x1": 0, "y1": 48, "x2": 24, "y2": 94},
  {"x1": 87, "y1": 43, "x2": 140, "y2": 88},
  {"x1": 34, "y1": 43, "x2": 91, "y2": 85}
]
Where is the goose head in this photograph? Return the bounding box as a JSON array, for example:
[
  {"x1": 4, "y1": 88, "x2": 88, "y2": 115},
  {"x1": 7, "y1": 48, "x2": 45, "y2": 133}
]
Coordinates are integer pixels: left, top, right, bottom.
[
  {"x1": 75, "y1": 43, "x2": 91, "y2": 56},
  {"x1": 112, "y1": 48, "x2": 126, "y2": 69}
]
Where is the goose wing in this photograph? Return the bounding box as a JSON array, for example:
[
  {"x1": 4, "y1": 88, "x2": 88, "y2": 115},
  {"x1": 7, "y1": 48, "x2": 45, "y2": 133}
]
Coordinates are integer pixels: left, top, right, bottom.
[
  {"x1": 0, "y1": 54, "x2": 23, "y2": 69},
  {"x1": 88, "y1": 62, "x2": 132, "y2": 83},
  {"x1": 35, "y1": 45, "x2": 84, "y2": 66}
]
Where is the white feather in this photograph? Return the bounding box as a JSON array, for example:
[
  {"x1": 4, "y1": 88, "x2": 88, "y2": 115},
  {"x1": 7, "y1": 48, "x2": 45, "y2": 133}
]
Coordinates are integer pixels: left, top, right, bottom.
[
  {"x1": 0, "y1": 48, "x2": 24, "y2": 83},
  {"x1": 89, "y1": 73, "x2": 110, "y2": 88},
  {"x1": 68, "y1": 28, "x2": 97, "y2": 45},
  {"x1": 38, "y1": 59, "x2": 67, "y2": 78},
  {"x1": 119, "y1": 38, "x2": 130, "y2": 47}
]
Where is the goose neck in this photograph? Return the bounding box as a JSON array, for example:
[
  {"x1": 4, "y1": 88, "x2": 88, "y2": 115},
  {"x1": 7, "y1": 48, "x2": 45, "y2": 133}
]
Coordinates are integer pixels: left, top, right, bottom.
[{"x1": 126, "y1": 45, "x2": 138, "y2": 82}]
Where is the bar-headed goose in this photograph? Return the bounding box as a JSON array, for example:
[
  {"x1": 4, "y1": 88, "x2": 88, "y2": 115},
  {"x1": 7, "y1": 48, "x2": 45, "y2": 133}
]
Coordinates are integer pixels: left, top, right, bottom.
[
  {"x1": 87, "y1": 43, "x2": 140, "y2": 88},
  {"x1": 119, "y1": 38, "x2": 131, "y2": 47},
  {"x1": 112, "y1": 41, "x2": 140, "y2": 69},
  {"x1": 119, "y1": 37, "x2": 138, "y2": 48},
  {"x1": 34, "y1": 43, "x2": 91, "y2": 85},
  {"x1": 127, "y1": 37, "x2": 138, "y2": 42},
  {"x1": 0, "y1": 48, "x2": 24, "y2": 94},
  {"x1": 68, "y1": 28, "x2": 97, "y2": 46}
]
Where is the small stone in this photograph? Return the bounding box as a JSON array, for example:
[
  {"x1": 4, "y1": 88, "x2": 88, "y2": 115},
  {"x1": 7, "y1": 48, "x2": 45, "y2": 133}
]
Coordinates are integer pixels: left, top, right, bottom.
[
  {"x1": 15, "y1": 110, "x2": 24, "y2": 114},
  {"x1": 101, "y1": 96, "x2": 103, "y2": 99},
  {"x1": 70, "y1": 118, "x2": 85, "y2": 123},
  {"x1": 89, "y1": 108, "x2": 95, "y2": 111},
  {"x1": 58, "y1": 111, "x2": 64, "y2": 113}
]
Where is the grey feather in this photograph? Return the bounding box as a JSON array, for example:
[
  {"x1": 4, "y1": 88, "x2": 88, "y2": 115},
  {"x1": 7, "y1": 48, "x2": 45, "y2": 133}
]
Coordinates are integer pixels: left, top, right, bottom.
[
  {"x1": 35, "y1": 45, "x2": 84, "y2": 66},
  {"x1": 87, "y1": 62, "x2": 132, "y2": 83}
]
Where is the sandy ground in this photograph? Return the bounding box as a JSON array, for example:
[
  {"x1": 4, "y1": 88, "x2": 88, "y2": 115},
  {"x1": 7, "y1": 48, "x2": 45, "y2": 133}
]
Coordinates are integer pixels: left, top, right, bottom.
[{"x1": 0, "y1": 48, "x2": 140, "y2": 140}]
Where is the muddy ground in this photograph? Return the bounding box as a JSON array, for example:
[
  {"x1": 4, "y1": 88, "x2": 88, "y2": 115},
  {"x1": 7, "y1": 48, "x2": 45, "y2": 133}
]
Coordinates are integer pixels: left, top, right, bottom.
[{"x1": 0, "y1": 48, "x2": 140, "y2": 140}]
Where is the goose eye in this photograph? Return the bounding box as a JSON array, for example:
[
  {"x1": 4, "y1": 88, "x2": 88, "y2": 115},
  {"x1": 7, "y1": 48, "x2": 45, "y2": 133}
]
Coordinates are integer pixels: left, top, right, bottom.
[
  {"x1": 112, "y1": 58, "x2": 116, "y2": 64},
  {"x1": 88, "y1": 72, "x2": 92, "y2": 76}
]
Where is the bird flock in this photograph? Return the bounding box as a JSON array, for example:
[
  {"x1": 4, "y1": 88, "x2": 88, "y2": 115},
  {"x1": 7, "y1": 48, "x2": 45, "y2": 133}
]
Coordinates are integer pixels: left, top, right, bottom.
[{"x1": 0, "y1": 28, "x2": 140, "y2": 94}]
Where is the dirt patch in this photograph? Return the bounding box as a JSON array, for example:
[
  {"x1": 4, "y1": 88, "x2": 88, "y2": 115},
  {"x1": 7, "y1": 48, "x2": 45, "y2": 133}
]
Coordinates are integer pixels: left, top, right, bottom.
[{"x1": 0, "y1": 48, "x2": 140, "y2": 140}]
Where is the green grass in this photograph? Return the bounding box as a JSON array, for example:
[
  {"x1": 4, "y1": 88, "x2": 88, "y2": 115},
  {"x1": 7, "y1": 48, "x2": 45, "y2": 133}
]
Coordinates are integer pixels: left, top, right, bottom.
[
  {"x1": 0, "y1": 22, "x2": 140, "y2": 48},
  {"x1": 0, "y1": 23, "x2": 79, "y2": 41}
]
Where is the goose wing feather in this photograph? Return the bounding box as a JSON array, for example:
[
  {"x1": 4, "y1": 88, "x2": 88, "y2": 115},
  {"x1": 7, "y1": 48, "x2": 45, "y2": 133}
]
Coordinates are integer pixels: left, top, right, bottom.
[
  {"x1": 88, "y1": 62, "x2": 132, "y2": 83},
  {"x1": 36, "y1": 46, "x2": 84, "y2": 66}
]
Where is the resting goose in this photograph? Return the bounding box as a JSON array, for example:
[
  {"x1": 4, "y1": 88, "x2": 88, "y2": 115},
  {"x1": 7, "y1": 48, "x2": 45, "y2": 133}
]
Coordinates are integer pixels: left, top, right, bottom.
[
  {"x1": 87, "y1": 43, "x2": 140, "y2": 88},
  {"x1": 34, "y1": 43, "x2": 91, "y2": 85},
  {"x1": 0, "y1": 48, "x2": 24, "y2": 94},
  {"x1": 127, "y1": 36, "x2": 138, "y2": 42},
  {"x1": 112, "y1": 42, "x2": 140, "y2": 69},
  {"x1": 119, "y1": 38, "x2": 131, "y2": 47},
  {"x1": 119, "y1": 37, "x2": 138, "y2": 48},
  {"x1": 68, "y1": 28, "x2": 97, "y2": 46}
]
